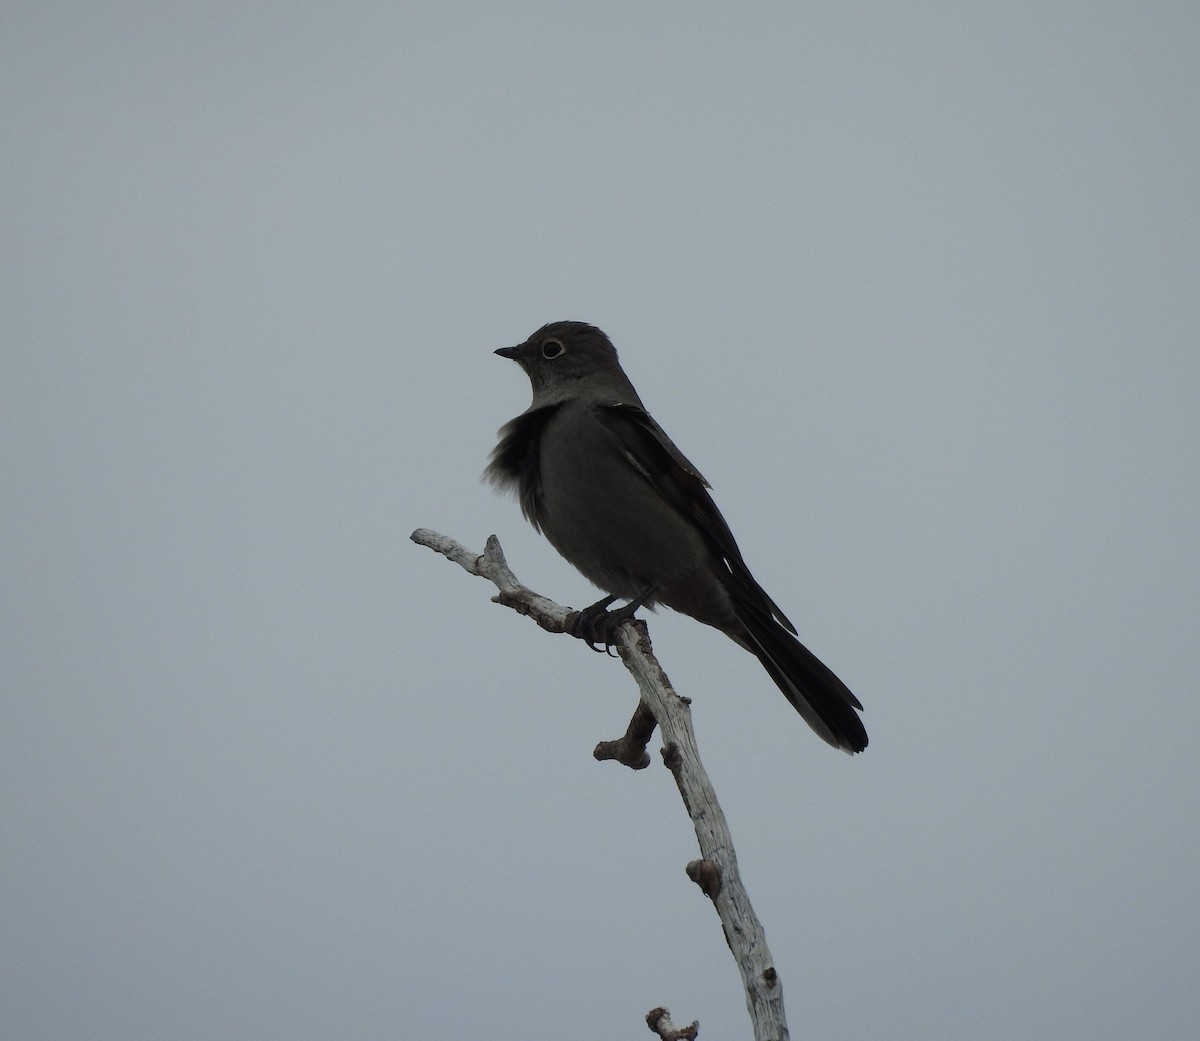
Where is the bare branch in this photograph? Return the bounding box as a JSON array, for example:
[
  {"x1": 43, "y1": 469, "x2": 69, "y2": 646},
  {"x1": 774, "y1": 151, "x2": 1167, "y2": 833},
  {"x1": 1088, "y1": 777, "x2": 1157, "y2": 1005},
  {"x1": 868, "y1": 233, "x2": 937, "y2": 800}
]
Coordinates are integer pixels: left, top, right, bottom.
[
  {"x1": 413, "y1": 528, "x2": 790, "y2": 1041},
  {"x1": 594, "y1": 700, "x2": 657, "y2": 770},
  {"x1": 646, "y1": 1007, "x2": 700, "y2": 1040},
  {"x1": 411, "y1": 528, "x2": 570, "y2": 633}
]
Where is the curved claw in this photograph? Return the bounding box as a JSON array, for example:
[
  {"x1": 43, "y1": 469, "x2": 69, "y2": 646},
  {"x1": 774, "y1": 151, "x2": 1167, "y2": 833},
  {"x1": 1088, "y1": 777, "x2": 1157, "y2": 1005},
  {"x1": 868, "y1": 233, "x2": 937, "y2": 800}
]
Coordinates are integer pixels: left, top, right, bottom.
[{"x1": 566, "y1": 589, "x2": 655, "y2": 653}]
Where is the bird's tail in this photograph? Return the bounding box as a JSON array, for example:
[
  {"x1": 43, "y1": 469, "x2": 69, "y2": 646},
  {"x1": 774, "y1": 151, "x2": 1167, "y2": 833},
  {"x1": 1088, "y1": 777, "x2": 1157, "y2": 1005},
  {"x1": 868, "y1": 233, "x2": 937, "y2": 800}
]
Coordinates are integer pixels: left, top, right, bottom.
[{"x1": 734, "y1": 597, "x2": 868, "y2": 753}]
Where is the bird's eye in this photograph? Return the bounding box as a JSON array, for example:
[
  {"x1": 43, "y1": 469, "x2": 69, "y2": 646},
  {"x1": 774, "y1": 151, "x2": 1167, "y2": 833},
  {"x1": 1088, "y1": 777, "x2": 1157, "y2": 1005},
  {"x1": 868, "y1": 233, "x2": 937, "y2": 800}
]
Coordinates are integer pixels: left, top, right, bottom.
[{"x1": 541, "y1": 338, "x2": 565, "y2": 359}]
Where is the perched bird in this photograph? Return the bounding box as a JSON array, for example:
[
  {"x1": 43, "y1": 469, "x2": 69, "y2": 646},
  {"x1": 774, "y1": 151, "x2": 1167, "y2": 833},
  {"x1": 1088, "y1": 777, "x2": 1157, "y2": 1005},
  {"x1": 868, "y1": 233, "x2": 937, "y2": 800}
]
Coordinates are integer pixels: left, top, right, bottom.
[{"x1": 485, "y1": 321, "x2": 867, "y2": 753}]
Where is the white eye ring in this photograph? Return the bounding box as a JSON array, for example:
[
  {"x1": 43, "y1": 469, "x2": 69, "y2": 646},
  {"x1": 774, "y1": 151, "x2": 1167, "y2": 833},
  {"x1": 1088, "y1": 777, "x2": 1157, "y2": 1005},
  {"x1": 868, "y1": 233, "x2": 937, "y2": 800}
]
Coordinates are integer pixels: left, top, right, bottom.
[{"x1": 541, "y1": 338, "x2": 565, "y2": 359}]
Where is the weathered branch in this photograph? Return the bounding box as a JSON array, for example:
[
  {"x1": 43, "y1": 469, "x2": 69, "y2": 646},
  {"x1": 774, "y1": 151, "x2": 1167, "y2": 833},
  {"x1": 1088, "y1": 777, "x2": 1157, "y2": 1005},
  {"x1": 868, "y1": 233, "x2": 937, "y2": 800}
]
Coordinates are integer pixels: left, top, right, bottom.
[
  {"x1": 594, "y1": 700, "x2": 657, "y2": 770},
  {"x1": 647, "y1": 1006, "x2": 700, "y2": 1040},
  {"x1": 412, "y1": 528, "x2": 790, "y2": 1041}
]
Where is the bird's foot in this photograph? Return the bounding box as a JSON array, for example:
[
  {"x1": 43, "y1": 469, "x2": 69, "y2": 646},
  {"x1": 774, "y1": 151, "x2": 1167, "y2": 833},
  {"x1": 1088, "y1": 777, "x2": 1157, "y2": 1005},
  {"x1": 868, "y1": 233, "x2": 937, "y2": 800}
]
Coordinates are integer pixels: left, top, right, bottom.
[{"x1": 566, "y1": 588, "x2": 656, "y2": 655}]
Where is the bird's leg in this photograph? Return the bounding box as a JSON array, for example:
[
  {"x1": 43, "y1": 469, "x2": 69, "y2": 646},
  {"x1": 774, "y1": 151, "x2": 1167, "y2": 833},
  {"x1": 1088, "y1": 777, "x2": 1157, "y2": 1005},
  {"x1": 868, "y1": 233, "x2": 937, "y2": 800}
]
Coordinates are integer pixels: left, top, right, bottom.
[{"x1": 567, "y1": 587, "x2": 658, "y2": 655}]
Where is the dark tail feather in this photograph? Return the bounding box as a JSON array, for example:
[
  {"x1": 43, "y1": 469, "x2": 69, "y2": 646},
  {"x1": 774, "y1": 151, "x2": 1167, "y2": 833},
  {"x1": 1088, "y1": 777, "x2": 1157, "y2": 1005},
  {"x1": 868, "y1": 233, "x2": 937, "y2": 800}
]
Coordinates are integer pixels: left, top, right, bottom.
[{"x1": 736, "y1": 604, "x2": 868, "y2": 754}]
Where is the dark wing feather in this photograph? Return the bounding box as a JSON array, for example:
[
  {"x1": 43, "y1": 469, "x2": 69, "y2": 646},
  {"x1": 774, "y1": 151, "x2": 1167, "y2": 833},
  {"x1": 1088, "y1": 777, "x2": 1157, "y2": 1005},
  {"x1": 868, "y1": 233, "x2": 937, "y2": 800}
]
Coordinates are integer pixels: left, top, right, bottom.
[{"x1": 599, "y1": 402, "x2": 798, "y2": 634}]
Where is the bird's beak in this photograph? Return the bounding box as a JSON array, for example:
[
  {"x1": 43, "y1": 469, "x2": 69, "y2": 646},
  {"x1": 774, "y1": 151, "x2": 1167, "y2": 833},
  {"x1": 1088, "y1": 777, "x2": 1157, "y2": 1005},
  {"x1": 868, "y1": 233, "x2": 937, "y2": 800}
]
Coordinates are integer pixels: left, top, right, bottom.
[{"x1": 494, "y1": 344, "x2": 524, "y2": 360}]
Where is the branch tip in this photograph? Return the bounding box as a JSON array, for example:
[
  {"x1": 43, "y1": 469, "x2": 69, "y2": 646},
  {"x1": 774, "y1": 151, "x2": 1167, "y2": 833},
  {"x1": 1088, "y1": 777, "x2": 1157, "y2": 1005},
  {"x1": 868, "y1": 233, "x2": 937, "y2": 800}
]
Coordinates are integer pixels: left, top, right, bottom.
[{"x1": 646, "y1": 1007, "x2": 699, "y2": 1041}]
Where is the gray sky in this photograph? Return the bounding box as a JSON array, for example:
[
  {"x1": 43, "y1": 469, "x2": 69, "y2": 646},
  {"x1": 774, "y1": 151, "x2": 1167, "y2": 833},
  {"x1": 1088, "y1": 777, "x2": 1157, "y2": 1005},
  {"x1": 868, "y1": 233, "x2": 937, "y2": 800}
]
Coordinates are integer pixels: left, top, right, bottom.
[{"x1": 4, "y1": 4, "x2": 1198, "y2": 1039}]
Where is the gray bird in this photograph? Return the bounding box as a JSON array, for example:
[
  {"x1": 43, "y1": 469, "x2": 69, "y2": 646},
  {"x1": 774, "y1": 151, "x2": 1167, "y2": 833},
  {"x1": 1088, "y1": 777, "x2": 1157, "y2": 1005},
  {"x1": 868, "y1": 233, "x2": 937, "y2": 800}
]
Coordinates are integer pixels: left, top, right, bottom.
[{"x1": 485, "y1": 321, "x2": 867, "y2": 753}]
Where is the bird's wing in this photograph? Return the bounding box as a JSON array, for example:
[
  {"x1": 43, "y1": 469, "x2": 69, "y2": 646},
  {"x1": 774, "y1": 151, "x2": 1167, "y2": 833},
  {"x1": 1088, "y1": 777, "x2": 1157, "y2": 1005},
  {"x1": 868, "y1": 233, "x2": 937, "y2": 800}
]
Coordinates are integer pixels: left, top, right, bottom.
[{"x1": 599, "y1": 402, "x2": 798, "y2": 635}]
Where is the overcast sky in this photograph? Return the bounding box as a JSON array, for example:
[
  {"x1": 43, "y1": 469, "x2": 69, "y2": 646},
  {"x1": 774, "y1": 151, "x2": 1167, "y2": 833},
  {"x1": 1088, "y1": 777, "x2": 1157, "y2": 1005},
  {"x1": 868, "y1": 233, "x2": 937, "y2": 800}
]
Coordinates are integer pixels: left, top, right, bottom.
[{"x1": 4, "y1": 4, "x2": 1198, "y2": 1040}]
